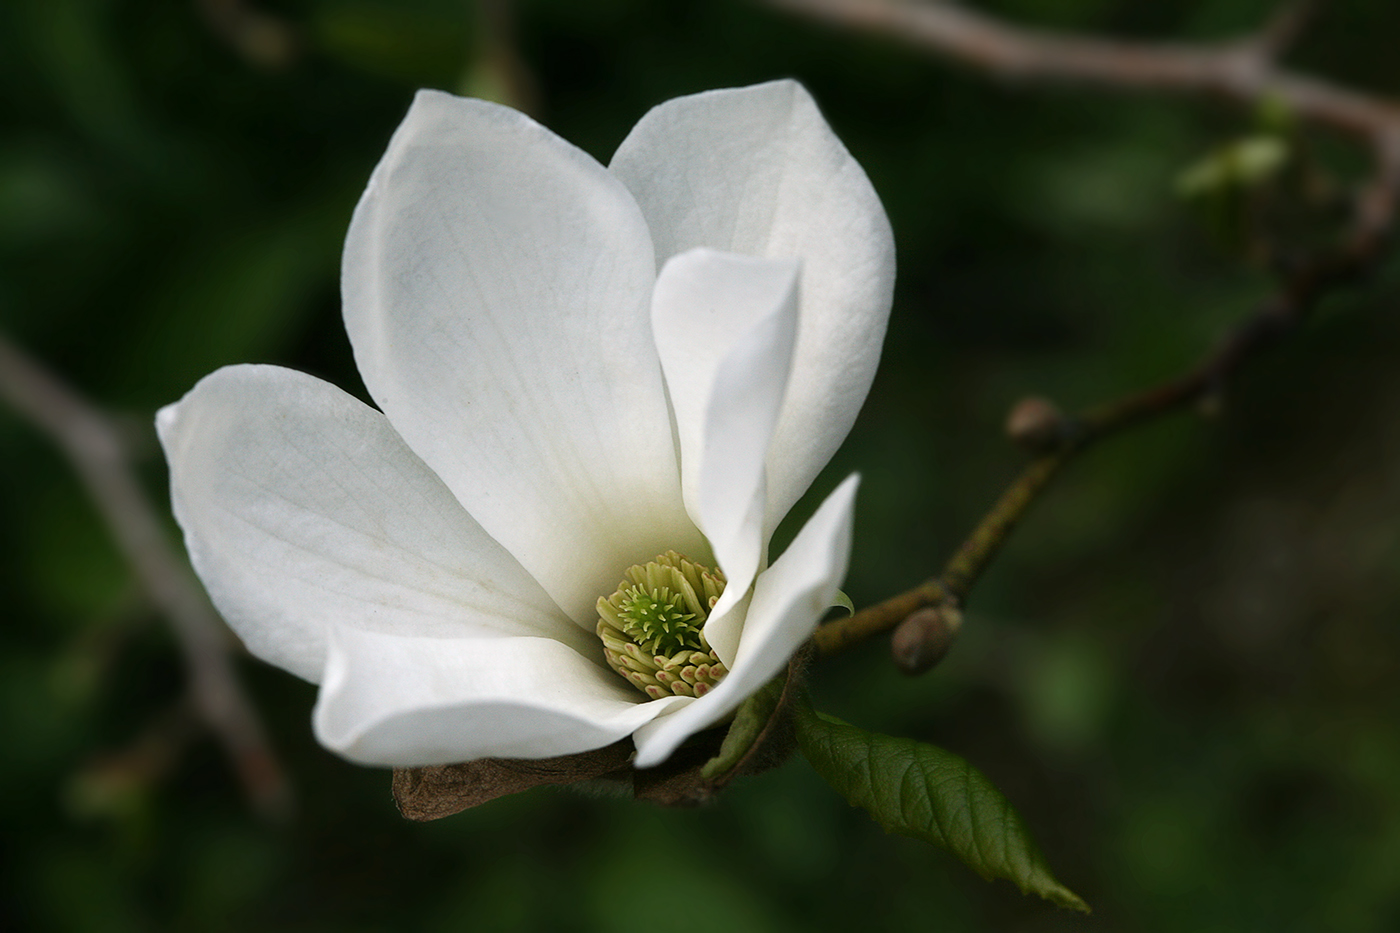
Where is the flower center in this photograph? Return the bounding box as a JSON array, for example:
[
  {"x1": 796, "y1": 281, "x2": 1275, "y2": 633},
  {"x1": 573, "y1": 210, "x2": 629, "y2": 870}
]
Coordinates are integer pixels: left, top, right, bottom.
[{"x1": 596, "y1": 550, "x2": 728, "y2": 700}]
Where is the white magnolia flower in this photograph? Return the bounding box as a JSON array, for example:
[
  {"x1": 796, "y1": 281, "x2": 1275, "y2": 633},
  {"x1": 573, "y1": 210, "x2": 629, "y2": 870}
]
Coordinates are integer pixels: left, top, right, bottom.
[{"x1": 158, "y1": 80, "x2": 894, "y2": 770}]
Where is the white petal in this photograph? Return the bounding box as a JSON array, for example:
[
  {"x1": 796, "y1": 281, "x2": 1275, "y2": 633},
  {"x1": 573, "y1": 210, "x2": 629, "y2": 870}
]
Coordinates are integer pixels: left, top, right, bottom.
[
  {"x1": 343, "y1": 89, "x2": 704, "y2": 626},
  {"x1": 611, "y1": 80, "x2": 894, "y2": 534},
  {"x1": 313, "y1": 628, "x2": 687, "y2": 766},
  {"x1": 631, "y1": 474, "x2": 859, "y2": 768},
  {"x1": 651, "y1": 249, "x2": 799, "y2": 666},
  {"x1": 157, "y1": 365, "x2": 585, "y2": 684}
]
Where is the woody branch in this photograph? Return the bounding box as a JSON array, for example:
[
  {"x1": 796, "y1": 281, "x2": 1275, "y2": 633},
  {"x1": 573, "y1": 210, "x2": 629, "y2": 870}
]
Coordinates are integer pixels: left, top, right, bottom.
[
  {"x1": 790, "y1": 0, "x2": 1400, "y2": 664},
  {"x1": 0, "y1": 332, "x2": 292, "y2": 819}
]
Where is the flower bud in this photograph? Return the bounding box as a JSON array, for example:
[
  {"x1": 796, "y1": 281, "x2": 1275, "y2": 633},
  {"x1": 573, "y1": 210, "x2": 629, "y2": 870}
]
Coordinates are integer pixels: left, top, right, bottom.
[
  {"x1": 1005, "y1": 396, "x2": 1066, "y2": 453},
  {"x1": 891, "y1": 605, "x2": 964, "y2": 675}
]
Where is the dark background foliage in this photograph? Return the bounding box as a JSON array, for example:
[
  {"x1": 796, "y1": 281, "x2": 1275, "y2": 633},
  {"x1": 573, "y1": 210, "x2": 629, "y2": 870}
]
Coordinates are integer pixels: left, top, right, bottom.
[{"x1": 3, "y1": 0, "x2": 1399, "y2": 930}]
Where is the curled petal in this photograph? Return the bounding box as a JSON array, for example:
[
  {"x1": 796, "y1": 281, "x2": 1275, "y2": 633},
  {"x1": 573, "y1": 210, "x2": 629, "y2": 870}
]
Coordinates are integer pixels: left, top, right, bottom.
[
  {"x1": 632, "y1": 474, "x2": 859, "y2": 768},
  {"x1": 612, "y1": 80, "x2": 894, "y2": 533},
  {"x1": 314, "y1": 629, "x2": 687, "y2": 766},
  {"x1": 651, "y1": 249, "x2": 800, "y2": 666},
  {"x1": 157, "y1": 365, "x2": 586, "y2": 684}
]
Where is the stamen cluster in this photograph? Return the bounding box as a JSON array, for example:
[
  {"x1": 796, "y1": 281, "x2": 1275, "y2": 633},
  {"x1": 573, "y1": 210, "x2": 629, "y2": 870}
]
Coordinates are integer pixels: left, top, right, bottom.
[{"x1": 597, "y1": 551, "x2": 728, "y2": 699}]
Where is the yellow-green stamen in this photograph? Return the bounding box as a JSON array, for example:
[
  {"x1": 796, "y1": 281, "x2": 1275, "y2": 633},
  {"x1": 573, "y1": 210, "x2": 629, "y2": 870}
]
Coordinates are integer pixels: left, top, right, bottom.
[{"x1": 596, "y1": 551, "x2": 728, "y2": 700}]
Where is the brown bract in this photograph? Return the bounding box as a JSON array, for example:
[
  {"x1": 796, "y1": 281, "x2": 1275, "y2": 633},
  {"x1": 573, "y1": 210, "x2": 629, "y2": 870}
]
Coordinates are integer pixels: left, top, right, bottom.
[{"x1": 391, "y1": 651, "x2": 809, "y2": 820}]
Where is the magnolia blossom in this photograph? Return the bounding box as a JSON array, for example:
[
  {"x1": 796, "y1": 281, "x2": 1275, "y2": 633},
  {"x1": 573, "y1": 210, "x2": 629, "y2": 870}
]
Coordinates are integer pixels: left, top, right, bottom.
[{"x1": 158, "y1": 80, "x2": 894, "y2": 769}]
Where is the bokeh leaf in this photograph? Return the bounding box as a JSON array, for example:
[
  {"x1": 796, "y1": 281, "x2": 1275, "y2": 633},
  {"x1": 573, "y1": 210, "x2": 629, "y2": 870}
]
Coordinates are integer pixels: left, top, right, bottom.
[
  {"x1": 1176, "y1": 135, "x2": 1289, "y2": 199},
  {"x1": 794, "y1": 704, "x2": 1089, "y2": 912}
]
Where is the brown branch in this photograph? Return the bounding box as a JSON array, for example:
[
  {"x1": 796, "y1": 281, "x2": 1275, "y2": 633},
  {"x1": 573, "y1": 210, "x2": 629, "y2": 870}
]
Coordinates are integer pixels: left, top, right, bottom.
[
  {"x1": 816, "y1": 151, "x2": 1400, "y2": 660},
  {"x1": 0, "y1": 333, "x2": 292, "y2": 819},
  {"x1": 765, "y1": 0, "x2": 1400, "y2": 147},
  {"x1": 813, "y1": 578, "x2": 947, "y2": 657},
  {"x1": 805, "y1": 1, "x2": 1400, "y2": 663},
  {"x1": 1075, "y1": 152, "x2": 1400, "y2": 438}
]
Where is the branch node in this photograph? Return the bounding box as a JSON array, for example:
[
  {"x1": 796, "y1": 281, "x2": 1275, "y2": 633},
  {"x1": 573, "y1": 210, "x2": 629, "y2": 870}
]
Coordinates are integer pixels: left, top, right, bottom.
[
  {"x1": 891, "y1": 604, "x2": 964, "y2": 675},
  {"x1": 1005, "y1": 395, "x2": 1069, "y2": 453}
]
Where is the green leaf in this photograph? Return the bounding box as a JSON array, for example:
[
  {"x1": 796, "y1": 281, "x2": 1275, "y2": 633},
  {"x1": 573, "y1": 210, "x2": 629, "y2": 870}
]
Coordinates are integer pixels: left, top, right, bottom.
[
  {"x1": 830, "y1": 589, "x2": 855, "y2": 617},
  {"x1": 794, "y1": 705, "x2": 1090, "y2": 912}
]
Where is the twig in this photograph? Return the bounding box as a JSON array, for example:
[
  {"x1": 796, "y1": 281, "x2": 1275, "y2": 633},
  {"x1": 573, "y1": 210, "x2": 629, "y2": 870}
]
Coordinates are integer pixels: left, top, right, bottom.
[
  {"x1": 803, "y1": 0, "x2": 1400, "y2": 661},
  {"x1": 816, "y1": 152, "x2": 1400, "y2": 658},
  {"x1": 0, "y1": 332, "x2": 292, "y2": 819},
  {"x1": 765, "y1": 0, "x2": 1400, "y2": 147}
]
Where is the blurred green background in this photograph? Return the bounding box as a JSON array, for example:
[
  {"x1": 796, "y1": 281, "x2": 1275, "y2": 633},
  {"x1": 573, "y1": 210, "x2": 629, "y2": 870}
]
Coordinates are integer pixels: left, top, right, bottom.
[{"x1": 4, "y1": 0, "x2": 1400, "y2": 930}]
